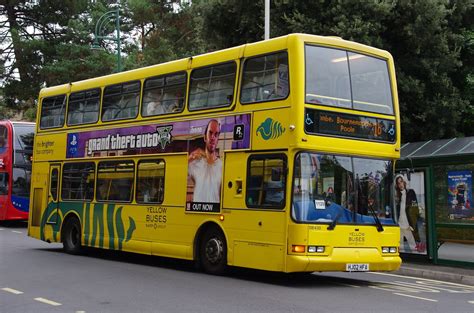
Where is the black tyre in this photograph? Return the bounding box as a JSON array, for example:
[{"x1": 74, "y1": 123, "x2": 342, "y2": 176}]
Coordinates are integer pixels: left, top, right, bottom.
[
  {"x1": 199, "y1": 227, "x2": 227, "y2": 275},
  {"x1": 62, "y1": 216, "x2": 82, "y2": 255}
]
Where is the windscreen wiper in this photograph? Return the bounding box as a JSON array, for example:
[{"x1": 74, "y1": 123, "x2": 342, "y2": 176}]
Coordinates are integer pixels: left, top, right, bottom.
[
  {"x1": 327, "y1": 212, "x2": 342, "y2": 230},
  {"x1": 367, "y1": 205, "x2": 384, "y2": 232}
]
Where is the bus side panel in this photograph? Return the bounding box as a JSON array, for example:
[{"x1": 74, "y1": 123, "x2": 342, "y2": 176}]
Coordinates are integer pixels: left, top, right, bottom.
[
  {"x1": 34, "y1": 134, "x2": 66, "y2": 162},
  {"x1": 253, "y1": 109, "x2": 290, "y2": 151},
  {"x1": 28, "y1": 164, "x2": 49, "y2": 240},
  {"x1": 222, "y1": 151, "x2": 287, "y2": 271},
  {"x1": 0, "y1": 196, "x2": 6, "y2": 220},
  {"x1": 150, "y1": 154, "x2": 192, "y2": 259},
  {"x1": 80, "y1": 202, "x2": 151, "y2": 255}
]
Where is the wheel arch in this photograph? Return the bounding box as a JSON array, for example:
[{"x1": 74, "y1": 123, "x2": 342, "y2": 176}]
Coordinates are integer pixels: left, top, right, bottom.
[
  {"x1": 193, "y1": 221, "x2": 227, "y2": 263},
  {"x1": 60, "y1": 211, "x2": 82, "y2": 242}
]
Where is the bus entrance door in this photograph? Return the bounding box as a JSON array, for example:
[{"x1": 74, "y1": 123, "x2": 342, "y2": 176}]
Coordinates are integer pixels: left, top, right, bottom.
[
  {"x1": 222, "y1": 152, "x2": 286, "y2": 271},
  {"x1": 47, "y1": 164, "x2": 61, "y2": 224}
]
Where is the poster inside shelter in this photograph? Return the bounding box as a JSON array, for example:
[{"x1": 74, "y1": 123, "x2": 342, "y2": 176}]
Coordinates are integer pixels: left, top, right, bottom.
[
  {"x1": 447, "y1": 170, "x2": 473, "y2": 219},
  {"x1": 394, "y1": 171, "x2": 427, "y2": 254}
]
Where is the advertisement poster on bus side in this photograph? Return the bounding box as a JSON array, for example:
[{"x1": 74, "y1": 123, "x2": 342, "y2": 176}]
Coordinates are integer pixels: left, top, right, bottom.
[
  {"x1": 66, "y1": 114, "x2": 251, "y2": 213},
  {"x1": 447, "y1": 170, "x2": 473, "y2": 220},
  {"x1": 394, "y1": 172, "x2": 427, "y2": 255}
]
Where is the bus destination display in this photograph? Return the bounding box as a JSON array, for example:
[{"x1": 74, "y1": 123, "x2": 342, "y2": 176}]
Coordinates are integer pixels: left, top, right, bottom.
[{"x1": 304, "y1": 109, "x2": 396, "y2": 142}]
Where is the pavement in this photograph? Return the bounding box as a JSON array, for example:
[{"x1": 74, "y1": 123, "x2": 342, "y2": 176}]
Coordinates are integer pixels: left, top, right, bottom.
[{"x1": 395, "y1": 260, "x2": 474, "y2": 286}]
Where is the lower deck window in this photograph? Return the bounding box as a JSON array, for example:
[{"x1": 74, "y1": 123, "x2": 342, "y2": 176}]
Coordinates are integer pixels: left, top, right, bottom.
[
  {"x1": 62, "y1": 163, "x2": 95, "y2": 201},
  {"x1": 136, "y1": 159, "x2": 165, "y2": 204},
  {"x1": 97, "y1": 160, "x2": 134, "y2": 202}
]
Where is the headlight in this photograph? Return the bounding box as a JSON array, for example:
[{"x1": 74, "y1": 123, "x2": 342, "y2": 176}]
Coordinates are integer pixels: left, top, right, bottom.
[
  {"x1": 382, "y1": 246, "x2": 397, "y2": 253},
  {"x1": 308, "y1": 246, "x2": 325, "y2": 253}
]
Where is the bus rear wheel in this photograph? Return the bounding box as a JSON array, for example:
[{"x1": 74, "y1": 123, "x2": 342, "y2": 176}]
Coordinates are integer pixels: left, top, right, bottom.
[
  {"x1": 62, "y1": 216, "x2": 82, "y2": 255},
  {"x1": 199, "y1": 227, "x2": 227, "y2": 275}
]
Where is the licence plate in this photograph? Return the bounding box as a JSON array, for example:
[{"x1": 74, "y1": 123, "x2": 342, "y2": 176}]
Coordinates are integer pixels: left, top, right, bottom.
[{"x1": 346, "y1": 263, "x2": 369, "y2": 272}]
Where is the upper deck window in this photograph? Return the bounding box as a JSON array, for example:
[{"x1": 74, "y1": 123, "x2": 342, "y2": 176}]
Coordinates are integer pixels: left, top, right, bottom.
[
  {"x1": 189, "y1": 62, "x2": 236, "y2": 110},
  {"x1": 142, "y1": 72, "x2": 186, "y2": 117},
  {"x1": 67, "y1": 88, "x2": 100, "y2": 126},
  {"x1": 102, "y1": 81, "x2": 140, "y2": 122},
  {"x1": 0, "y1": 125, "x2": 7, "y2": 151},
  {"x1": 12, "y1": 124, "x2": 34, "y2": 166},
  {"x1": 40, "y1": 95, "x2": 66, "y2": 129},
  {"x1": 241, "y1": 52, "x2": 289, "y2": 104},
  {"x1": 305, "y1": 45, "x2": 394, "y2": 115}
]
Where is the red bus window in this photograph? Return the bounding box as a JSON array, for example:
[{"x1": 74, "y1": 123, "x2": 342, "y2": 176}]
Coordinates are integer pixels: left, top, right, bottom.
[{"x1": 0, "y1": 125, "x2": 8, "y2": 152}]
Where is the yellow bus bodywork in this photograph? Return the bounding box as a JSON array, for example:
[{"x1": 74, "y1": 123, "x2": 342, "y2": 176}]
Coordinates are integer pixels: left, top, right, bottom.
[{"x1": 29, "y1": 34, "x2": 401, "y2": 273}]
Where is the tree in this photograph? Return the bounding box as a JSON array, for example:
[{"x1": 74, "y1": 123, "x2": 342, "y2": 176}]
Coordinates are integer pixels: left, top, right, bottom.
[
  {"x1": 194, "y1": 0, "x2": 264, "y2": 49},
  {"x1": 40, "y1": 1, "x2": 117, "y2": 86},
  {"x1": 124, "y1": 0, "x2": 208, "y2": 70},
  {"x1": 0, "y1": 0, "x2": 93, "y2": 107},
  {"x1": 382, "y1": 0, "x2": 469, "y2": 141},
  {"x1": 446, "y1": 0, "x2": 474, "y2": 137}
]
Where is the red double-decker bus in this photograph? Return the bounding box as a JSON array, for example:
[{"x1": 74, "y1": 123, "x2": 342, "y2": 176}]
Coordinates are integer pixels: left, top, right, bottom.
[{"x1": 0, "y1": 120, "x2": 35, "y2": 221}]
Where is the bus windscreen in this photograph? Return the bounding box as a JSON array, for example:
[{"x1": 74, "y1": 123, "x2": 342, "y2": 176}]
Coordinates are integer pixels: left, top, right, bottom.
[{"x1": 292, "y1": 152, "x2": 395, "y2": 226}]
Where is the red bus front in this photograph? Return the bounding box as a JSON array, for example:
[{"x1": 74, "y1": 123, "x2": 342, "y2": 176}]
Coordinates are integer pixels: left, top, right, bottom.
[{"x1": 0, "y1": 121, "x2": 34, "y2": 221}]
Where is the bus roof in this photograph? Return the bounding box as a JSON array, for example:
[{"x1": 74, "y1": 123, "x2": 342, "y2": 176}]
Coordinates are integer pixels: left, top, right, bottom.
[{"x1": 0, "y1": 120, "x2": 35, "y2": 126}]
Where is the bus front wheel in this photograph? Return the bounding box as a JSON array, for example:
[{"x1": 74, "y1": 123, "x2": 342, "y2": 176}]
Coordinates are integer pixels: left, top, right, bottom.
[
  {"x1": 199, "y1": 227, "x2": 227, "y2": 275},
  {"x1": 62, "y1": 216, "x2": 82, "y2": 255}
]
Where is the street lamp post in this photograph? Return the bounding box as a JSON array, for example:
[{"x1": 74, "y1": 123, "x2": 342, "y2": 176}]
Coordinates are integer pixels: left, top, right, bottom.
[
  {"x1": 264, "y1": 0, "x2": 270, "y2": 40},
  {"x1": 91, "y1": 8, "x2": 122, "y2": 72}
]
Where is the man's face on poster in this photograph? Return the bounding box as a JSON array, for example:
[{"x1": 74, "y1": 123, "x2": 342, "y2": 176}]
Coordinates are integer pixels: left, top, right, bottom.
[{"x1": 205, "y1": 120, "x2": 220, "y2": 153}]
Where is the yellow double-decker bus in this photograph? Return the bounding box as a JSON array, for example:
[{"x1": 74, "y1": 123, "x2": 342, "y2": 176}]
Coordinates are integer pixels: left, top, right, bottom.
[{"x1": 28, "y1": 33, "x2": 401, "y2": 274}]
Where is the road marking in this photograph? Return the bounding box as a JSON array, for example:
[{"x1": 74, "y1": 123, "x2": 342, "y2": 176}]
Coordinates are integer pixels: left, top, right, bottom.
[
  {"x1": 76, "y1": 311, "x2": 86, "y2": 313},
  {"x1": 370, "y1": 271, "x2": 474, "y2": 288},
  {"x1": 34, "y1": 297, "x2": 62, "y2": 306},
  {"x1": 11, "y1": 230, "x2": 22, "y2": 234},
  {"x1": 468, "y1": 300, "x2": 474, "y2": 304},
  {"x1": 396, "y1": 280, "x2": 474, "y2": 293},
  {"x1": 1, "y1": 288, "x2": 24, "y2": 295},
  {"x1": 391, "y1": 281, "x2": 441, "y2": 293},
  {"x1": 369, "y1": 284, "x2": 417, "y2": 293},
  {"x1": 394, "y1": 293, "x2": 438, "y2": 302},
  {"x1": 0, "y1": 228, "x2": 4, "y2": 230}
]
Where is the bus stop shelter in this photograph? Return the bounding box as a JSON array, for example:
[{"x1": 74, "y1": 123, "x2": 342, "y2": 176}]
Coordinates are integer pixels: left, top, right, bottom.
[{"x1": 397, "y1": 137, "x2": 474, "y2": 267}]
